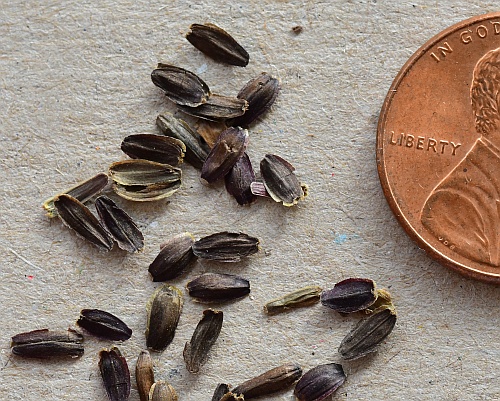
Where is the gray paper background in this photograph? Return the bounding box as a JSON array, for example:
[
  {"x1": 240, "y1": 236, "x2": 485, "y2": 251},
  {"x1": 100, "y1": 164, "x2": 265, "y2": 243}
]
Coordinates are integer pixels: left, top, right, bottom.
[{"x1": 1, "y1": 1, "x2": 499, "y2": 400}]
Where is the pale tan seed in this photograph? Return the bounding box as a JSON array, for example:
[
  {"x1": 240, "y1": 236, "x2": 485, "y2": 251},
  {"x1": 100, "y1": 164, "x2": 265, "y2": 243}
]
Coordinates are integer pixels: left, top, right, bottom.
[
  {"x1": 264, "y1": 285, "x2": 322, "y2": 315},
  {"x1": 148, "y1": 381, "x2": 178, "y2": 401},
  {"x1": 136, "y1": 350, "x2": 155, "y2": 401}
]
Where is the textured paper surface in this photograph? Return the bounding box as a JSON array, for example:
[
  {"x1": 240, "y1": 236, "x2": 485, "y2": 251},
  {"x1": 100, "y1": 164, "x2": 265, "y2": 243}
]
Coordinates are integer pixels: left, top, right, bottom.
[{"x1": 1, "y1": 1, "x2": 499, "y2": 400}]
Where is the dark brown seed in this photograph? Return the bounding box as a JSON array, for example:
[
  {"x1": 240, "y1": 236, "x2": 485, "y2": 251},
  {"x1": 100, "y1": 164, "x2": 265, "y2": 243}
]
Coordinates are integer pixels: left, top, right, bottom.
[
  {"x1": 264, "y1": 285, "x2": 322, "y2": 315},
  {"x1": 186, "y1": 23, "x2": 249, "y2": 67},
  {"x1": 99, "y1": 347, "x2": 131, "y2": 401},
  {"x1": 232, "y1": 363, "x2": 303, "y2": 399},
  {"x1": 211, "y1": 384, "x2": 230, "y2": 401},
  {"x1": 183, "y1": 309, "x2": 223, "y2": 373},
  {"x1": 229, "y1": 73, "x2": 280, "y2": 127},
  {"x1": 43, "y1": 172, "x2": 109, "y2": 218},
  {"x1": 178, "y1": 94, "x2": 248, "y2": 121},
  {"x1": 77, "y1": 309, "x2": 132, "y2": 341},
  {"x1": 338, "y1": 306, "x2": 397, "y2": 360},
  {"x1": 260, "y1": 154, "x2": 306, "y2": 206},
  {"x1": 148, "y1": 233, "x2": 196, "y2": 281},
  {"x1": 320, "y1": 278, "x2": 377, "y2": 313},
  {"x1": 192, "y1": 231, "x2": 259, "y2": 262},
  {"x1": 145, "y1": 284, "x2": 183, "y2": 352},
  {"x1": 292, "y1": 25, "x2": 303, "y2": 34},
  {"x1": 108, "y1": 160, "x2": 182, "y2": 202},
  {"x1": 151, "y1": 64, "x2": 210, "y2": 107},
  {"x1": 11, "y1": 328, "x2": 84, "y2": 358},
  {"x1": 201, "y1": 127, "x2": 249, "y2": 183},
  {"x1": 136, "y1": 350, "x2": 155, "y2": 401},
  {"x1": 95, "y1": 195, "x2": 144, "y2": 253},
  {"x1": 149, "y1": 381, "x2": 178, "y2": 401},
  {"x1": 121, "y1": 134, "x2": 186, "y2": 166},
  {"x1": 294, "y1": 363, "x2": 345, "y2": 401},
  {"x1": 224, "y1": 152, "x2": 256, "y2": 205},
  {"x1": 186, "y1": 273, "x2": 250, "y2": 302},
  {"x1": 54, "y1": 194, "x2": 114, "y2": 251},
  {"x1": 156, "y1": 113, "x2": 210, "y2": 169}
]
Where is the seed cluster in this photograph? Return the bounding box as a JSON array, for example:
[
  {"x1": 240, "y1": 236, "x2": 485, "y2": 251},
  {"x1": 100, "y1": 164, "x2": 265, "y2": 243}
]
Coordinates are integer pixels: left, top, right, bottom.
[{"x1": 13, "y1": 22, "x2": 399, "y2": 401}]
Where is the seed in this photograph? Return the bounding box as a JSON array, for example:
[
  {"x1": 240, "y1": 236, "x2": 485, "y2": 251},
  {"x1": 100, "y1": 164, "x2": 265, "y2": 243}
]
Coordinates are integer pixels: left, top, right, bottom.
[
  {"x1": 224, "y1": 152, "x2": 256, "y2": 205},
  {"x1": 136, "y1": 350, "x2": 155, "y2": 401},
  {"x1": 211, "y1": 384, "x2": 230, "y2": 401},
  {"x1": 11, "y1": 328, "x2": 84, "y2": 358},
  {"x1": 148, "y1": 233, "x2": 196, "y2": 281},
  {"x1": 186, "y1": 23, "x2": 249, "y2": 67},
  {"x1": 183, "y1": 309, "x2": 223, "y2": 373},
  {"x1": 294, "y1": 363, "x2": 346, "y2": 401},
  {"x1": 186, "y1": 273, "x2": 250, "y2": 302},
  {"x1": 108, "y1": 159, "x2": 182, "y2": 202},
  {"x1": 201, "y1": 127, "x2": 249, "y2": 183},
  {"x1": 192, "y1": 232, "x2": 259, "y2": 262},
  {"x1": 338, "y1": 305, "x2": 397, "y2": 360},
  {"x1": 77, "y1": 309, "x2": 132, "y2": 341},
  {"x1": 95, "y1": 195, "x2": 145, "y2": 253},
  {"x1": 43, "y1": 172, "x2": 109, "y2": 218},
  {"x1": 148, "y1": 380, "x2": 178, "y2": 401},
  {"x1": 232, "y1": 363, "x2": 303, "y2": 399},
  {"x1": 320, "y1": 278, "x2": 377, "y2": 313},
  {"x1": 145, "y1": 284, "x2": 183, "y2": 352},
  {"x1": 292, "y1": 25, "x2": 303, "y2": 34},
  {"x1": 121, "y1": 134, "x2": 186, "y2": 166},
  {"x1": 250, "y1": 181, "x2": 270, "y2": 198},
  {"x1": 260, "y1": 154, "x2": 306, "y2": 206},
  {"x1": 178, "y1": 94, "x2": 248, "y2": 121},
  {"x1": 151, "y1": 64, "x2": 210, "y2": 107},
  {"x1": 54, "y1": 194, "x2": 114, "y2": 251},
  {"x1": 156, "y1": 113, "x2": 210, "y2": 169},
  {"x1": 264, "y1": 285, "x2": 322, "y2": 315},
  {"x1": 99, "y1": 346, "x2": 131, "y2": 401},
  {"x1": 228, "y1": 73, "x2": 280, "y2": 127},
  {"x1": 194, "y1": 120, "x2": 227, "y2": 148}
]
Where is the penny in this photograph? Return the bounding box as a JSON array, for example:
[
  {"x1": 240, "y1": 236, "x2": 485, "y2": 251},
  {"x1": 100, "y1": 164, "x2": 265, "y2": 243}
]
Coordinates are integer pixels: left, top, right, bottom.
[{"x1": 377, "y1": 12, "x2": 500, "y2": 283}]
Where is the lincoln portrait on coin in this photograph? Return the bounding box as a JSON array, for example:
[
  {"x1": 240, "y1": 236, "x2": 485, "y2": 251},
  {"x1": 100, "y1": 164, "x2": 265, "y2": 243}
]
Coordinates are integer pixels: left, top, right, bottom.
[{"x1": 421, "y1": 46, "x2": 500, "y2": 266}]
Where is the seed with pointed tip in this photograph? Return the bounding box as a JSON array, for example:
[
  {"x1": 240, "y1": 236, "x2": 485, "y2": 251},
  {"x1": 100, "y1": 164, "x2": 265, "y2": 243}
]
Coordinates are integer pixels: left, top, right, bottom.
[
  {"x1": 77, "y1": 309, "x2": 132, "y2": 341},
  {"x1": 186, "y1": 23, "x2": 249, "y2": 67},
  {"x1": 178, "y1": 94, "x2": 248, "y2": 121},
  {"x1": 99, "y1": 347, "x2": 131, "y2": 401},
  {"x1": 95, "y1": 195, "x2": 144, "y2": 253},
  {"x1": 183, "y1": 309, "x2": 223, "y2": 373},
  {"x1": 224, "y1": 152, "x2": 256, "y2": 205},
  {"x1": 192, "y1": 232, "x2": 259, "y2": 262},
  {"x1": 136, "y1": 350, "x2": 154, "y2": 401},
  {"x1": 232, "y1": 363, "x2": 303, "y2": 399},
  {"x1": 145, "y1": 284, "x2": 183, "y2": 352},
  {"x1": 338, "y1": 305, "x2": 397, "y2": 360},
  {"x1": 264, "y1": 285, "x2": 322, "y2": 315},
  {"x1": 187, "y1": 273, "x2": 250, "y2": 302},
  {"x1": 54, "y1": 194, "x2": 113, "y2": 251},
  {"x1": 320, "y1": 278, "x2": 377, "y2": 313},
  {"x1": 201, "y1": 127, "x2": 249, "y2": 183},
  {"x1": 151, "y1": 64, "x2": 210, "y2": 107},
  {"x1": 294, "y1": 363, "x2": 346, "y2": 401},
  {"x1": 121, "y1": 134, "x2": 185, "y2": 166},
  {"x1": 11, "y1": 328, "x2": 84, "y2": 358}
]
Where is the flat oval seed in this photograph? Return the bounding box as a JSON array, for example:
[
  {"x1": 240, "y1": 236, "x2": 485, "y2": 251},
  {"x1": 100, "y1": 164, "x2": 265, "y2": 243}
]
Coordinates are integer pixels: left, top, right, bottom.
[
  {"x1": 224, "y1": 152, "x2": 256, "y2": 205},
  {"x1": 201, "y1": 127, "x2": 249, "y2": 183},
  {"x1": 95, "y1": 195, "x2": 144, "y2": 253},
  {"x1": 183, "y1": 309, "x2": 223, "y2": 373},
  {"x1": 294, "y1": 363, "x2": 346, "y2": 401},
  {"x1": 338, "y1": 306, "x2": 397, "y2": 360},
  {"x1": 232, "y1": 363, "x2": 303, "y2": 399},
  {"x1": 192, "y1": 231, "x2": 259, "y2": 262},
  {"x1": 156, "y1": 113, "x2": 210, "y2": 169},
  {"x1": 121, "y1": 134, "x2": 186, "y2": 166},
  {"x1": 178, "y1": 94, "x2": 248, "y2": 121},
  {"x1": 145, "y1": 284, "x2": 183, "y2": 352},
  {"x1": 320, "y1": 278, "x2": 377, "y2": 313},
  {"x1": 151, "y1": 64, "x2": 210, "y2": 107},
  {"x1": 11, "y1": 328, "x2": 84, "y2": 358},
  {"x1": 54, "y1": 194, "x2": 114, "y2": 251},
  {"x1": 260, "y1": 154, "x2": 305, "y2": 206},
  {"x1": 99, "y1": 347, "x2": 131, "y2": 401},
  {"x1": 186, "y1": 23, "x2": 249, "y2": 67},
  {"x1": 136, "y1": 350, "x2": 155, "y2": 401},
  {"x1": 186, "y1": 273, "x2": 250, "y2": 302},
  {"x1": 229, "y1": 73, "x2": 280, "y2": 127},
  {"x1": 148, "y1": 233, "x2": 196, "y2": 281},
  {"x1": 149, "y1": 380, "x2": 178, "y2": 401},
  {"x1": 77, "y1": 309, "x2": 132, "y2": 341}
]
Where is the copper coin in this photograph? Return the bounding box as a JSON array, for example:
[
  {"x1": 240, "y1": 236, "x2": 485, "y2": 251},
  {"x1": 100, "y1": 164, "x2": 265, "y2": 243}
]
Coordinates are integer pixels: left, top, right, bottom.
[{"x1": 377, "y1": 12, "x2": 500, "y2": 284}]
